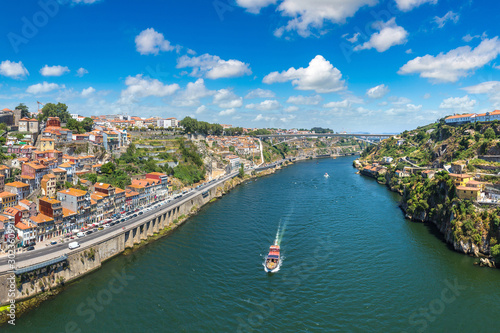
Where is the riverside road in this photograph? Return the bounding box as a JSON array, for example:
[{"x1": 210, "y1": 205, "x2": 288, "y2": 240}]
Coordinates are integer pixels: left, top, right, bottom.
[{"x1": 0, "y1": 171, "x2": 238, "y2": 273}]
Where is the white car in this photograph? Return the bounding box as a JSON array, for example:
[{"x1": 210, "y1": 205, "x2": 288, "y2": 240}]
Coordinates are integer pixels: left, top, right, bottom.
[{"x1": 68, "y1": 242, "x2": 80, "y2": 250}]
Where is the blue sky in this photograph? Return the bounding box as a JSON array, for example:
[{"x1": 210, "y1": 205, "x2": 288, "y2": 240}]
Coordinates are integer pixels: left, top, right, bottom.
[{"x1": 0, "y1": 0, "x2": 499, "y2": 132}]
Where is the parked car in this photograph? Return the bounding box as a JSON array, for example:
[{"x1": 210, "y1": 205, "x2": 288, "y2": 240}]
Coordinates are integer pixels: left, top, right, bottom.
[
  {"x1": 50, "y1": 241, "x2": 57, "y2": 245},
  {"x1": 26, "y1": 246, "x2": 35, "y2": 251},
  {"x1": 139, "y1": 211, "x2": 143, "y2": 215},
  {"x1": 135, "y1": 208, "x2": 139, "y2": 212},
  {"x1": 77, "y1": 232, "x2": 85, "y2": 238},
  {"x1": 133, "y1": 214, "x2": 137, "y2": 217},
  {"x1": 98, "y1": 227, "x2": 104, "y2": 230},
  {"x1": 86, "y1": 230, "x2": 93, "y2": 235}
]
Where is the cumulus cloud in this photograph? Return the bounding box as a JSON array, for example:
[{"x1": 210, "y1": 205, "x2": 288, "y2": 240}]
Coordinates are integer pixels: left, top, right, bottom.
[
  {"x1": 246, "y1": 99, "x2": 281, "y2": 111},
  {"x1": 135, "y1": 28, "x2": 177, "y2": 55},
  {"x1": 463, "y1": 32, "x2": 487, "y2": 43},
  {"x1": 76, "y1": 67, "x2": 89, "y2": 77},
  {"x1": 120, "y1": 74, "x2": 179, "y2": 103},
  {"x1": 236, "y1": 0, "x2": 277, "y2": 13},
  {"x1": 386, "y1": 103, "x2": 422, "y2": 116},
  {"x1": 196, "y1": 105, "x2": 207, "y2": 114},
  {"x1": 26, "y1": 82, "x2": 65, "y2": 94},
  {"x1": 395, "y1": 0, "x2": 437, "y2": 12},
  {"x1": 219, "y1": 108, "x2": 236, "y2": 116},
  {"x1": 434, "y1": 11, "x2": 459, "y2": 28},
  {"x1": 323, "y1": 100, "x2": 351, "y2": 109},
  {"x1": 177, "y1": 54, "x2": 252, "y2": 79},
  {"x1": 0, "y1": 60, "x2": 29, "y2": 79},
  {"x1": 245, "y1": 88, "x2": 276, "y2": 99},
  {"x1": 286, "y1": 95, "x2": 322, "y2": 105},
  {"x1": 366, "y1": 84, "x2": 389, "y2": 99},
  {"x1": 213, "y1": 89, "x2": 243, "y2": 108},
  {"x1": 284, "y1": 106, "x2": 299, "y2": 112},
  {"x1": 270, "y1": 0, "x2": 377, "y2": 37},
  {"x1": 172, "y1": 78, "x2": 214, "y2": 107},
  {"x1": 81, "y1": 87, "x2": 96, "y2": 97},
  {"x1": 439, "y1": 95, "x2": 476, "y2": 111},
  {"x1": 254, "y1": 114, "x2": 276, "y2": 122},
  {"x1": 40, "y1": 65, "x2": 70, "y2": 77},
  {"x1": 354, "y1": 18, "x2": 408, "y2": 52},
  {"x1": 263, "y1": 55, "x2": 346, "y2": 93},
  {"x1": 463, "y1": 81, "x2": 500, "y2": 108},
  {"x1": 398, "y1": 37, "x2": 500, "y2": 83}
]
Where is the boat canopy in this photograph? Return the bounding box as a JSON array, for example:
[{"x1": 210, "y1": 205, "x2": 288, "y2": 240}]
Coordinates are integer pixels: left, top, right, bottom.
[{"x1": 267, "y1": 254, "x2": 279, "y2": 259}]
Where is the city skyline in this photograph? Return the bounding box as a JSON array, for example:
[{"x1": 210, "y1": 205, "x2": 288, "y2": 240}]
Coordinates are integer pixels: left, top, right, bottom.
[{"x1": 1, "y1": 0, "x2": 499, "y2": 132}]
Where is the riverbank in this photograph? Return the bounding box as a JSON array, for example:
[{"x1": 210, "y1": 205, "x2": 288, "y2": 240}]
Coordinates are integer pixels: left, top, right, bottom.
[
  {"x1": 353, "y1": 159, "x2": 499, "y2": 269},
  {"x1": 0, "y1": 166, "x2": 281, "y2": 325}
]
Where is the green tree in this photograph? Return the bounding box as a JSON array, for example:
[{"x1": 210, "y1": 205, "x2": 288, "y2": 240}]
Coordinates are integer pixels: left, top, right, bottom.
[
  {"x1": 101, "y1": 162, "x2": 116, "y2": 175},
  {"x1": 238, "y1": 164, "x2": 245, "y2": 178},
  {"x1": 15, "y1": 103, "x2": 30, "y2": 118},
  {"x1": 87, "y1": 173, "x2": 98, "y2": 183},
  {"x1": 38, "y1": 102, "x2": 71, "y2": 123},
  {"x1": 484, "y1": 127, "x2": 496, "y2": 140},
  {"x1": 81, "y1": 117, "x2": 94, "y2": 132}
]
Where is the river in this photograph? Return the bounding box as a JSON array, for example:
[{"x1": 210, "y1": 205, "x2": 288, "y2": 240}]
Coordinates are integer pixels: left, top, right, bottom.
[{"x1": 6, "y1": 157, "x2": 500, "y2": 332}]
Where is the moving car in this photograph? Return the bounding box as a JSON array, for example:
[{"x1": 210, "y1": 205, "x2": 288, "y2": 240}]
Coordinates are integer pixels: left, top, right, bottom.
[
  {"x1": 77, "y1": 232, "x2": 85, "y2": 238},
  {"x1": 68, "y1": 242, "x2": 80, "y2": 250}
]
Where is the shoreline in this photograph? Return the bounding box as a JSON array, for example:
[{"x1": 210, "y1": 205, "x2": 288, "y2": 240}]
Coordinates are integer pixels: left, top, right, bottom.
[
  {"x1": 0, "y1": 164, "x2": 285, "y2": 325},
  {"x1": 353, "y1": 160, "x2": 498, "y2": 269}
]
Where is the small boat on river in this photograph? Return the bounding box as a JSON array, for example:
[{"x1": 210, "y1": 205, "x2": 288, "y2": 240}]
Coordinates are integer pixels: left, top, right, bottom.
[{"x1": 264, "y1": 245, "x2": 280, "y2": 273}]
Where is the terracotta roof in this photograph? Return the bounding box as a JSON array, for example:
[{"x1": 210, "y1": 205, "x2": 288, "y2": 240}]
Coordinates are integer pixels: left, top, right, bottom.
[
  {"x1": 58, "y1": 162, "x2": 73, "y2": 168},
  {"x1": 449, "y1": 173, "x2": 473, "y2": 179},
  {"x1": 3, "y1": 207, "x2": 21, "y2": 216},
  {"x1": 19, "y1": 199, "x2": 33, "y2": 206},
  {"x1": 58, "y1": 188, "x2": 87, "y2": 197},
  {"x1": 30, "y1": 213, "x2": 54, "y2": 224},
  {"x1": 62, "y1": 207, "x2": 76, "y2": 217},
  {"x1": 20, "y1": 175, "x2": 35, "y2": 180},
  {"x1": 94, "y1": 182, "x2": 112, "y2": 189},
  {"x1": 115, "y1": 188, "x2": 125, "y2": 194},
  {"x1": 5, "y1": 181, "x2": 30, "y2": 188},
  {"x1": 51, "y1": 168, "x2": 67, "y2": 173},
  {"x1": 456, "y1": 186, "x2": 480, "y2": 191},
  {"x1": 0, "y1": 165, "x2": 10, "y2": 170},
  {"x1": 39, "y1": 196, "x2": 61, "y2": 205},
  {"x1": 15, "y1": 222, "x2": 34, "y2": 230},
  {"x1": 0, "y1": 191, "x2": 16, "y2": 198}
]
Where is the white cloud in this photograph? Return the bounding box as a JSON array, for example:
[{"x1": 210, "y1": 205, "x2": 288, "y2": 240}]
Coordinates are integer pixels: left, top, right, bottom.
[
  {"x1": 439, "y1": 95, "x2": 476, "y2": 111},
  {"x1": 323, "y1": 100, "x2": 351, "y2": 109},
  {"x1": 423, "y1": 93, "x2": 431, "y2": 99},
  {"x1": 406, "y1": 49, "x2": 413, "y2": 54},
  {"x1": 286, "y1": 95, "x2": 322, "y2": 105},
  {"x1": 26, "y1": 82, "x2": 65, "y2": 94},
  {"x1": 386, "y1": 103, "x2": 422, "y2": 115},
  {"x1": 172, "y1": 78, "x2": 214, "y2": 107},
  {"x1": 366, "y1": 84, "x2": 389, "y2": 99},
  {"x1": 354, "y1": 18, "x2": 408, "y2": 52},
  {"x1": 346, "y1": 32, "x2": 360, "y2": 43},
  {"x1": 254, "y1": 114, "x2": 275, "y2": 122},
  {"x1": 213, "y1": 89, "x2": 243, "y2": 108},
  {"x1": 81, "y1": 87, "x2": 96, "y2": 97},
  {"x1": 120, "y1": 74, "x2": 180, "y2": 103},
  {"x1": 219, "y1": 108, "x2": 236, "y2": 116},
  {"x1": 463, "y1": 81, "x2": 500, "y2": 95},
  {"x1": 263, "y1": 55, "x2": 346, "y2": 93},
  {"x1": 398, "y1": 37, "x2": 500, "y2": 83},
  {"x1": 196, "y1": 105, "x2": 207, "y2": 114},
  {"x1": 236, "y1": 0, "x2": 277, "y2": 13},
  {"x1": 271, "y1": 0, "x2": 377, "y2": 37},
  {"x1": 462, "y1": 32, "x2": 488, "y2": 43},
  {"x1": 245, "y1": 88, "x2": 276, "y2": 99},
  {"x1": 76, "y1": 67, "x2": 89, "y2": 77},
  {"x1": 246, "y1": 99, "x2": 281, "y2": 111},
  {"x1": 434, "y1": 11, "x2": 459, "y2": 29},
  {"x1": 177, "y1": 54, "x2": 252, "y2": 79},
  {"x1": 284, "y1": 106, "x2": 299, "y2": 112},
  {"x1": 0, "y1": 60, "x2": 29, "y2": 79},
  {"x1": 40, "y1": 65, "x2": 70, "y2": 77},
  {"x1": 135, "y1": 28, "x2": 177, "y2": 55},
  {"x1": 395, "y1": 0, "x2": 437, "y2": 12},
  {"x1": 390, "y1": 96, "x2": 412, "y2": 105},
  {"x1": 463, "y1": 81, "x2": 500, "y2": 108}
]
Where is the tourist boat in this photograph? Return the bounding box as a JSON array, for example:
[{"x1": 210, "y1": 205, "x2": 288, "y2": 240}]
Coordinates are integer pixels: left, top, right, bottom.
[
  {"x1": 324, "y1": 173, "x2": 330, "y2": 178},
  {"x1": 264, "y1": 245, "x2": 280, "y2": 273}
]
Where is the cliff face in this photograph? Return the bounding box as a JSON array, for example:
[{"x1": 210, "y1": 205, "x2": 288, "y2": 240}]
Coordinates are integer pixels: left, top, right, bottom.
[{"x1": 397, "y1": 172, "x2": 498, "y2": 257}]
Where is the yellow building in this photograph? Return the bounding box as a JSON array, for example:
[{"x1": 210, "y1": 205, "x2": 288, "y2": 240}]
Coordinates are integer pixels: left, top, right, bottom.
[
  {"x1": 0, "y1": 191, "x2": 17, "y2": 211},
  {"x1": 449, "y1": 173, "x2": 474, "y2": 187},
  {"x1": 39, "y1": 138, "x2": 55, "y2": 152},
  {"x1": 456, "y1": 186, "x2": 482, "y2": 201}
]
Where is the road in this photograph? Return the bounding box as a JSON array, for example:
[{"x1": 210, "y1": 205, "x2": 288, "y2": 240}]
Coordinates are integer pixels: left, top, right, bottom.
[{"x1": 0, "y1": 171, "x2": 238, "y2": 273}]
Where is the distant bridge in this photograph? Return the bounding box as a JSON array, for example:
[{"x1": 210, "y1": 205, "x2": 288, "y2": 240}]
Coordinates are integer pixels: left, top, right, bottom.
[{"x1": 255, "y1": 133, "x2": 394, "y2": 145}]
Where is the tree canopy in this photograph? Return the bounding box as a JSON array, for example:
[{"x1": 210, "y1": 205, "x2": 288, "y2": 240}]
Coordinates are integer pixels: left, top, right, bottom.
[
  {"x1": 67, "y1": 117, "x2": 94, "y2": 134},
  {"x1": 179, "y1": 117, "x2": 223, "y2": 136},
  {"x1": 15, "y1": 103, "x2": 30, "y2": 118},
  {"x1": 38, "y1": 102, "x2": 71, "y2": 123}
]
